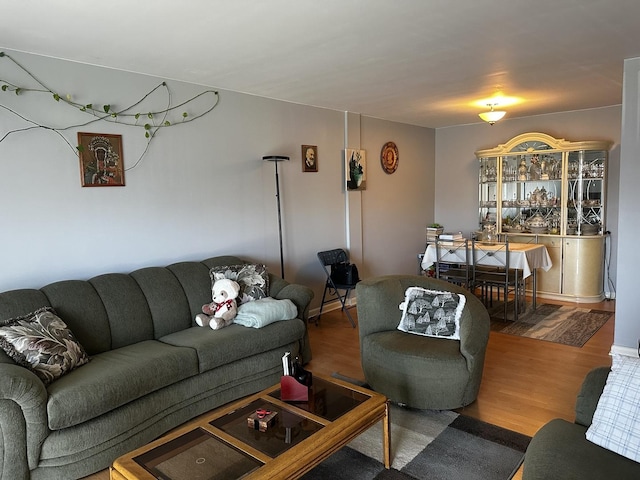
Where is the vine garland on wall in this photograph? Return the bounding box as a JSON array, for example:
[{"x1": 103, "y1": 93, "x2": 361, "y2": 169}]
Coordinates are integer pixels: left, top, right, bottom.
[{"x1": 0, "y1": 51, "x2": 220, "y2": 170}]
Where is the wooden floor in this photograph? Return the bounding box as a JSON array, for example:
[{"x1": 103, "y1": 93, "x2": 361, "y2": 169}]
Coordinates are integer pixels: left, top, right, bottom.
[
  {"x1": 85, "y1": 296, "x2": 614, "y2": 480},
  {"x1": 307, "y1": 297, "x2": 615, "y2": 479}
]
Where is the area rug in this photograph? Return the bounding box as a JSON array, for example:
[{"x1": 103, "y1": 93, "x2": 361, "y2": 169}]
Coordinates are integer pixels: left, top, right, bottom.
[
  {"x1": 489, "y1": 302, "x2": 612, "y2": 347},
  {"x1": 302, "y1": 379, "x2": 530, "y2": 480}
]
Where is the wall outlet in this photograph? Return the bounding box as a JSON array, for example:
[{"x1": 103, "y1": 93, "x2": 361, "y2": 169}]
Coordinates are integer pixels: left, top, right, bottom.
[{"x1": 605, "y1": 291, "x2": 616, "y2": 300}]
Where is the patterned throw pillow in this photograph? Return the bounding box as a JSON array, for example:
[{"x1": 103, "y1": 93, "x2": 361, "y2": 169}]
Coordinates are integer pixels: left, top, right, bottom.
[
  {"x1": 397, "y1": 286, "x2": 466, "y2": 339},
  {"x1": 586, "y1": 354, "x2": 640, "y2": 462},
  {"x1": 210, "y1": 264, "x2": 269, "y2": 304},
  {"x1": 0, "y1": 307, "x2": 90, "y2": 385}
]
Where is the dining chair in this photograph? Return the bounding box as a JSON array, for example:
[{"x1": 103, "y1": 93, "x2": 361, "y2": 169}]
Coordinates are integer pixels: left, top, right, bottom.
[
  {"x1": 471, "y1": 238, "x2": 526, "y2": 321},
  {"x1": 434, "y1": 238, "x2": 473, "y2": 290}
]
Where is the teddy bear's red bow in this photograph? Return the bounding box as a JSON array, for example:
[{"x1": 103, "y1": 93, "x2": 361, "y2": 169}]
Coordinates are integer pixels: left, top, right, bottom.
[{"x1": 214, "y1": 299, "x2": 234, "y2": 313}]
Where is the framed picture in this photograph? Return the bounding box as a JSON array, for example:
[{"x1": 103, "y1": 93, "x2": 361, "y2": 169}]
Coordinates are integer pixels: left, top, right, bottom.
[
  {"x1": 345, "y1": 149, "x2": 366, "y2": 191},
  {"x1": 302, "y1": 145, "x2": 318, "y2": 172},
  {"x1": 78, "y1": 132, "x2": 125, "y2": 187}
]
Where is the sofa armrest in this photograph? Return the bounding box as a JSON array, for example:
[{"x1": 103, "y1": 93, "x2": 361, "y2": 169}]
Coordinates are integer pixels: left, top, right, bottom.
[
  {"x1": 270, "y1": 279, "x2": 314, "y2": 322},
  {"x1": 575, "y1": 366, "x2": 610, "y2": 427},
  {"x1": 269, "y1": 276, "x2": 314, "y2": 363},
  {"x1": 0, "y1": 362, "x2": 49, "y2": 477}
]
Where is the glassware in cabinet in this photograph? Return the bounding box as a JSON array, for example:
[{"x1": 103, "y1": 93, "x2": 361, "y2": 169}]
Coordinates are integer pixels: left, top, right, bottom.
[
  {"x1": 567, "y1": 149, "x2": 606, "y2": 236},
  {"x1": 478, "y1": 156, "x2": 498, "y2": 228}
]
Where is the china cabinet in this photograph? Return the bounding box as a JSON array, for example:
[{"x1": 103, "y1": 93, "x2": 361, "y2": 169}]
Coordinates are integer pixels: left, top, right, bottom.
[{"x1": 476, "y1": 132, "x2": 612, "y2": 302}]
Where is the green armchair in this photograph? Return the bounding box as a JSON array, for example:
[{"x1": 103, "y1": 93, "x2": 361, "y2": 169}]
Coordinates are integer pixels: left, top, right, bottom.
[{"x1": 356, "y1": 275, "x2": 490, "y2": 410}]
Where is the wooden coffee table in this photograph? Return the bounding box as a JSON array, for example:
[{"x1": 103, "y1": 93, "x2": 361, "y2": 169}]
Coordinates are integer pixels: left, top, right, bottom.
[{"x1": 110, "y1": 374, "x2": 390, "y2": 479}]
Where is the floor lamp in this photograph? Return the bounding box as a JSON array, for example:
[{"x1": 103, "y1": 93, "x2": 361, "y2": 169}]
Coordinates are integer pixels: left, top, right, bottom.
[{"x1": 263, "y1": 155, "x2": 289, "y2": 279}]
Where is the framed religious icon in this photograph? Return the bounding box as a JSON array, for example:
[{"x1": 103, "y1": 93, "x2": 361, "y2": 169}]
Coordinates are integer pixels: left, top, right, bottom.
[
  {"x1": 78, "y1": 132, "x2": 125, "y2": 186},
  {"x1": 380, "y1": 141, "x2": 398, "y2": 174},
  {"x1": 302, "y1": 145, "x2": 318, "y2": 172}
]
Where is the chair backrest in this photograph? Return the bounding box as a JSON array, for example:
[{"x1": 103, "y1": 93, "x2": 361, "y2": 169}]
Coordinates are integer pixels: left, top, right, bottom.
[
  {"x1": 434, "y1": 238, "x2": 471, "y2": 286},
  {"x1": 472, "y1": 238, "x2": 511, "y2": 271},
  {"x1": 317, "y1": 249, "x2": 348, "y2": 268},
  {"x1": 317, "y1": 248, "x2": 358, "y2": 288}
]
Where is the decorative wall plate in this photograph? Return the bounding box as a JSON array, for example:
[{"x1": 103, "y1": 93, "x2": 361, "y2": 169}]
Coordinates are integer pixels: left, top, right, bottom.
[{"x1": 381, "y1": 141, "x2": 399, "y2": 174}]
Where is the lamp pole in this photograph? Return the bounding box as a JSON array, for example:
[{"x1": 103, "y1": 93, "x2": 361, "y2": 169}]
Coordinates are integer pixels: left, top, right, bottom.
[{"x1": 263, "y1": 155, "x2": 289, "y2": 279}]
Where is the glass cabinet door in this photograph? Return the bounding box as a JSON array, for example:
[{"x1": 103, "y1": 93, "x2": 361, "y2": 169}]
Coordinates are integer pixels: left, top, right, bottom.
[
  {"x1": 478, "y1": 156, "x2": 498, "y2": 229},
  {"x1": 500, "y1": 142, "x2": 563, "y2": 235},
  {"x1": 567, "y1": 150, "x2": 606, "y2": 235}
]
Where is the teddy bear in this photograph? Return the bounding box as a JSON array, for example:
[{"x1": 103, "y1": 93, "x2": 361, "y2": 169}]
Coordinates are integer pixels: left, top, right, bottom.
[{"x1": 195, "y1": 278, "x2": 241, "y2": 330}]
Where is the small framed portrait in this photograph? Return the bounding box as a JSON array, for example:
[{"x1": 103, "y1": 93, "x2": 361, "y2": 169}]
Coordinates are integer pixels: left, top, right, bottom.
[
  {"x1": 302, "y1": 145, "x2": 318, "y2": 172},
  {"x1": 78, "y1": 132, "x2": 125, "y2": 187}
]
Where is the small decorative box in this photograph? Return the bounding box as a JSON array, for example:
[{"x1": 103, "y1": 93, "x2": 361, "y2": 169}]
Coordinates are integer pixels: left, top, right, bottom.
[{"x1": 247, "y1": 409, "x2": 278, "y2": 432}]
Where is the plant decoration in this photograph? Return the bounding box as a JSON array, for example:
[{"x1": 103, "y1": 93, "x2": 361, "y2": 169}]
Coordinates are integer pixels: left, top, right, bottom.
[
  {"x1": 345, "y1": 149, "x2": 366, "y2": 190},
  {"x1": 0, "y1": 51, "x2": 220, "y2": 170}
]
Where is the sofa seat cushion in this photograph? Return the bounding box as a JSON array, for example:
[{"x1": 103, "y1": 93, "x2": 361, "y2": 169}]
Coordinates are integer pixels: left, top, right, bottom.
[
  {"x1": 159, "y1": 320, "x2": 305, "y2": 373},
  {"x1": 46, "y1": 340, "x2": 198, "y2": 430},
  {"x1": 523, "y1": 418, "x2": 640, "y2": 480}
]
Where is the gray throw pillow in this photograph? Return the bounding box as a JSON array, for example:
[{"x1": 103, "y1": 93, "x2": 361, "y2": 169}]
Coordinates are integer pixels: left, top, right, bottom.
[
  {"x1": 210, "y1": 264, "x2": 269, "y2": 304},
  {"x1": 0, "y1": 307, "x2": 90, "y2": 385}
]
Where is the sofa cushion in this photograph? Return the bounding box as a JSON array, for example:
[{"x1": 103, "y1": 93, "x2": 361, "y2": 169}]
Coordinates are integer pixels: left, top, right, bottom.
[
  {"x1": 89, "y1": 274, "x2": 155, "y2": 349},
  {"x1": 397, "y1": 287, "x2": 466, "y2": 339},
  {"x1": 46, "y1": 340, "x2": 198, "y2": 430},
  {"x1": 159, "y1": 319, "x2": 305, "y2": 373},
  {"x1": 586, "y1": 354, "x2": 640, "y2": 463},
  {"x1": 0, "y1": 307, "x2": 89, "y2": 385},
  {"x1": 210, "y1": 264, "x2": 269, "y2": 304},
  {"x1": 41, "y1": 280, "x2": 112, "y2": 355},
  {"x1": 130, "y1": 267, "x2": 192, "y2": 338}
]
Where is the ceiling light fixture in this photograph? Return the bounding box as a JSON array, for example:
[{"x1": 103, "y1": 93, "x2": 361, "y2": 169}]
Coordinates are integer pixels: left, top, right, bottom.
[{"x1": 478, "y1": 104, "x2": 506, "y2": 125}]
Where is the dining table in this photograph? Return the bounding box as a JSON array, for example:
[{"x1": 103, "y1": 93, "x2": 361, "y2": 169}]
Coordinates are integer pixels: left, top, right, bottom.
[{"x1": 421, "y1": 241, "x2": 553, "y2": 310}]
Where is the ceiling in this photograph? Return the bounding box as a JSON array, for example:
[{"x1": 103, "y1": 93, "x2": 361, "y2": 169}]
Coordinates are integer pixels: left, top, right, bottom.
[{"x1": 3, "y1": 0, "x2": 640, "y2": 128}]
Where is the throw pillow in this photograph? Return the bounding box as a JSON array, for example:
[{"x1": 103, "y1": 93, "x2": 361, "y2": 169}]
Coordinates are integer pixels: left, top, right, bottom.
[
  {"x1": 586, "y1": 354, "x2": 640, "y2": 462},
  {"x1": 0, "y1": 307, "x2": 90, "y2": 385},
  {"x1": 210, "y1": 264, "x2": 269, "y2": 304},
  {"x1": 397, "y1": 286, "x2": 466, "y2": 339}
]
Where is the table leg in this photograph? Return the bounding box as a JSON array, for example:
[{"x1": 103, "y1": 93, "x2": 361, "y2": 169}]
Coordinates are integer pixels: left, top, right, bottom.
[
  {"x1": 383, "y1": 402, "x2": 391, "y2": 468},
  {"x1": 532, "y1": 269, "x2": 537, "y2": 310}
]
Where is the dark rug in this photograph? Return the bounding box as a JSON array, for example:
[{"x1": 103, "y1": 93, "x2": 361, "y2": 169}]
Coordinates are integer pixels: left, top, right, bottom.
[
  {"x1": 489, "y1": 302, "x2": 612, "y2": 347},
  {"x1": 302, "y1": 386, "x2": 530, "y2": 480}
]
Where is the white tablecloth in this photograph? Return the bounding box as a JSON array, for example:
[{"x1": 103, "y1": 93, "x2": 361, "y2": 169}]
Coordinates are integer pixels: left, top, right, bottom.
[{"x1": 422, "y1": 242, "x2": 552, "y2": 279}]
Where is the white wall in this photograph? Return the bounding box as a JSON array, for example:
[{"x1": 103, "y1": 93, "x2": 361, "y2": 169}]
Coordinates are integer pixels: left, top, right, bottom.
[
  {"x1": 0, "y1": 50, "x2": 436, "y2": 310},
  {"x1": 615, "y1": 57, "x2": 640, "y2": 353}
]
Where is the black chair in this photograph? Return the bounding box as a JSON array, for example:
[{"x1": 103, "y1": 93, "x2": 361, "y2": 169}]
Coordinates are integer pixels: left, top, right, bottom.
[
  {"x1": 434, "y1": 238, "x2": 473, "y2": 290},
  {"x1": 315, "y1": 249, "x2": 359, "y2": 327},
  {"x1": 472, "y1": 238, "x2": 526, "y2": 321}
]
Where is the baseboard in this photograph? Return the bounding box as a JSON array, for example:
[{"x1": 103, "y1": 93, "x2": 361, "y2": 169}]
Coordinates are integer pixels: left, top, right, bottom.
[
  {"x1": 309, "y1": 297, "x2": 357, "y2": 318},
  {"x1": 610, "y1": 345, "x2": 639, "y2": 358}
]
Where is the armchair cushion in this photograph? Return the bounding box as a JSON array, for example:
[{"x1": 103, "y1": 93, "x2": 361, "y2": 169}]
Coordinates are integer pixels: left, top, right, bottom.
[{"x1": 397, "y1": 286, "x2": 465, "y2": 339}]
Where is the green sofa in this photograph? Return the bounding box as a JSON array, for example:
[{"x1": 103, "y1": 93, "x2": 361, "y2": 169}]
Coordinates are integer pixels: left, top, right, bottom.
[
  {"x1": 523, "y1": 366, "x2": 640, "y2": 479},
  {"x1": 0, "y1": 255, "x2": 313, "y2": 480},
  {"x1": 356, "y1": 275, "x2": 490, "y2": 410}
]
